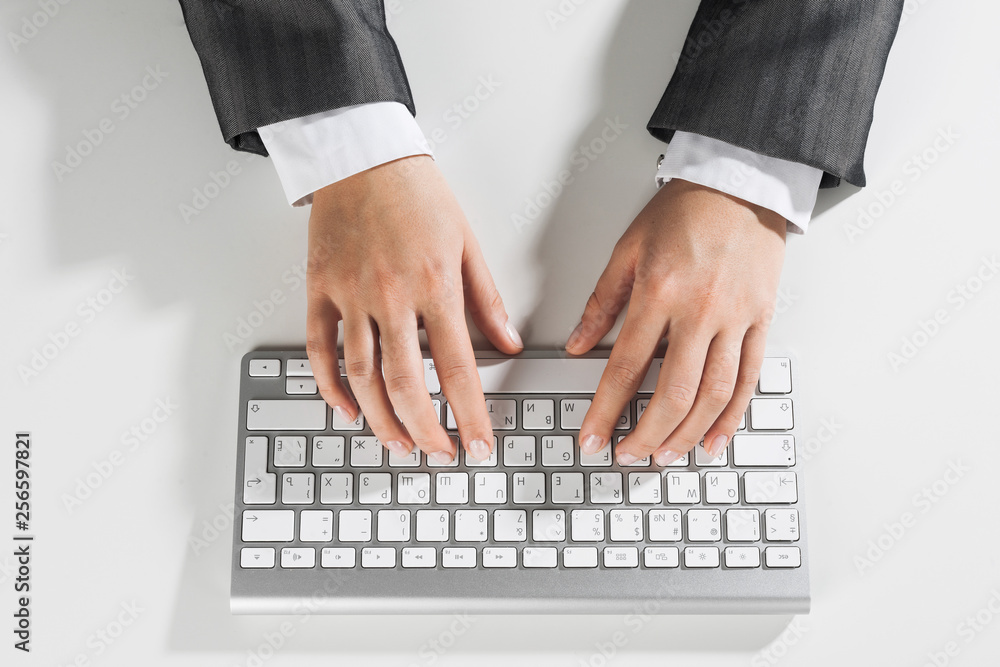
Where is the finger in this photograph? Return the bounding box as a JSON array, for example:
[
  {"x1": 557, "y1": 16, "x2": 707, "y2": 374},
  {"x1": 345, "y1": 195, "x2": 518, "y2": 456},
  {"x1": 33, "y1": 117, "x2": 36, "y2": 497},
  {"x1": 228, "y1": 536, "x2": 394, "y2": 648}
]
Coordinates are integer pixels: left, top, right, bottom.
[
  {"x1": 566, "y1": 243, "x2": 635, "y2": 354},
  {"x1": 616, "y1": 320, "x2": 710, "y2": 466},
  {"x1": 652, "y1": 331, "x2": 742, "y2": 462},
  {"x1": 342, "y1": 311, "x2": 417, "y2": 456},
  {"x1": 378, "y1": 311, "x2": 454, "y2": 460},
  {"x1": 422, "y1": 306, "x2": 493, "y2": 462},
  {"x1": 702, "y1": 325, "x2": 768, "y2": 457},
  {"x1": 462, "y1": 236, "x2": 523, "y2": 354},
  {"x1": 305, "y1": 297, "x2": 357, "y2": 420},
  {"x1": 577, "y1": 289, "x2": 666, "y2": 457}
]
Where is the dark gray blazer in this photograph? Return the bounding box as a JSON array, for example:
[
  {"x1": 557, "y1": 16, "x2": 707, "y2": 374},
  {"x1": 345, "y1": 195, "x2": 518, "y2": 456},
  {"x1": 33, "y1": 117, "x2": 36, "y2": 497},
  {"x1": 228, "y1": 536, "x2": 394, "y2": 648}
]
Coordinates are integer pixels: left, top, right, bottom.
[{"x1": 179, "y1": 0, "x2": 903, "y2": 188}]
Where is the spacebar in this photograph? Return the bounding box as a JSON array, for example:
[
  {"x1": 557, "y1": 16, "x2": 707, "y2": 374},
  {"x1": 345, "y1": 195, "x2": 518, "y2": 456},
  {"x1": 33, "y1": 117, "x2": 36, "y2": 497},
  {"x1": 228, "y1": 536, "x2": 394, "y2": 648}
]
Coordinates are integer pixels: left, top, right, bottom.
[
  {"x1": 246, "y1": 400, "x2": 327, "y2": 430},
  {"x1": 474, "y1": 357, "x2": 662, "y2": 394}
]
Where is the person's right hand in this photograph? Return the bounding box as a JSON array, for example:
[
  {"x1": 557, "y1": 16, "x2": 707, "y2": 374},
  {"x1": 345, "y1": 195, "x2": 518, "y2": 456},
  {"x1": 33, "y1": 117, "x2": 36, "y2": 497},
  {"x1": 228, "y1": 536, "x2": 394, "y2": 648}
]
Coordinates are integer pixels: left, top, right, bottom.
[{"x1": 306, "y1": 155, "x2": 523, "y2": 464}]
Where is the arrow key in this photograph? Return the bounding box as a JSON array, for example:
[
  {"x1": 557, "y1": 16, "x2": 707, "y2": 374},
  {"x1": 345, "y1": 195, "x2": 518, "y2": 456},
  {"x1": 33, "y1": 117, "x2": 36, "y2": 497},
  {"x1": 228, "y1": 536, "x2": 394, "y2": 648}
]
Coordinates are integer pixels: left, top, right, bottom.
[{"x1": 240, "y1": 548, "x2": 275, "y2": 568}]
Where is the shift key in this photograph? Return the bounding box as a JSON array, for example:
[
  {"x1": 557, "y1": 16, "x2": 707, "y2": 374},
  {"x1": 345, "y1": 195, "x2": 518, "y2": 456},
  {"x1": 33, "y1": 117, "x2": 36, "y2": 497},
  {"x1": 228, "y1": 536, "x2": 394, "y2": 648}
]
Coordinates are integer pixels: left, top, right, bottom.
[{"x1": 247, "y1": 400, "x2": 327, "y2": 430}]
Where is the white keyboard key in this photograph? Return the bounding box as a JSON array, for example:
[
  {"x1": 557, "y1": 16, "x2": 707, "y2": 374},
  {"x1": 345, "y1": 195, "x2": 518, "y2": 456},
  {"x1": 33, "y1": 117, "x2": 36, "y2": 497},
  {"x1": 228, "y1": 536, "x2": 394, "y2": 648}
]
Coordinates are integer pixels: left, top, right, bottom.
[
  {"x1": 684, "y1": 546, "x2": 720, "y2": 568},
  {"x1": 281, "y1": 548, "x2": 315, "y2": 568},
  {"x1": 312, "y1": 436, "x2": 345, "y2": 467},
  {"x1": 541, "y1": 435, "x2": 574, "y2": 466},
  {"x1": 455, "y1": 510, "x2": 488, "y2": 541},
  {"x1": 731, "y1": 435, "x2": 796, "y2": 467},
  {"x1": 402, "y1": 547, "x2": 436, "y2": 568},
  {"x1": 338, "y1": 510, "x2": 372, "y2": 542},
  {"x1": 758, "y1": 357, "x2": 792, "y2": 394},
  {"x1": 743, "y1": 471, "x2": 797, "y2": 504},
  {"x1": 299, "y1": 510, "x2": 334, "y2": 542},
  {"x1": 560, "y1": 398, "x2": 590, "y2": 430},
  {"x1": 474, "y1": 472, "x2": 508, "y2": 504},
  {"x1": 359, "y1": 473, "x2": 392, "y2": 504},
  {"x1": 627, "y1": 473, "x2": 662, "y2": 504},
  {"x1": 483, "y1": 547, "x2": 517, "y2": 568},
  {"x1": 664, "y1": 451, "x2": 689, "y2": 467},
  {"x1": 286, "y1": 358, "x2": 313, "y2": 376},
  {"x1": 321, "y1": 547, "x2": 356, "y2": 568},
  {"x1": 749, "y1": 398, "x2": 794, "y2": 430},
  {"x1": 241, "y1": 547, "x2": 275, "y2": 568},
  {"x1": 416, "y1": 509, "x2": 449, "y2": 542},
  {"x1": 493, "y1": 510, "x2": 527, "y2": 542},
  {"x1": 377, "y1": 509, "x2": 411, "y2": 542},
  {"x1": 643, "y1": 547, "x2": 679, "y2": 568},
  {"x1": 636, "y1": 398, "x2": 649, "y2": 421},
  {"x1": 522, "y1": 399, "x2": 555, "y2": 430},
  {"x1": 532, "y1": 510, "x2": 566, "y2": 542},
  {"x1": 503, "y1": 435, "x2": 537, "y2": 466},
  {"x1": 423, "y1": 358, "x2": 441, "y2": 394},
  {"x1": 435, "y1": 472, "x2": 469, "y2": 504},
  {"x1": 445, "y1": 404, "x2": 458, "y2": 430},
  {"x1": 647, "y1": 509, "x2": 682, "y2": 542},
  {"x1": 333, "y1": 409, "x2": 365, "y2": 431},
  {"x1": 523, "y1": 547, "x2": 558, "y2": 568},
  {"x1": 590, "y1": 472, "x2": 623, "y2": 503},
  {"x1": 320, "y1": 473, "x2": 353, "y2": 504},
  {"x1": 512, "y1": 472, "x2": 546, "y2": 504},
  {"x1": 704, "y1": 471, "x2": 740, "y2": 504},
  {"x1": 285, "y1": 377, "x2": 318, "y2": 395},
  {"x1": 465, "y1": 437, "x2": 499, "y2": 467},
  {"x1": 243, "y1": 437, "x2": 276, "y2": 504},
  {"x1": 580, "y1": 445, "x2": 613, "y2": 467},
  {"x1": 274, "y1": 436, "x2": 306, "y2": 467},
  {"x1": 242, "y1": 510, "x2": 294, "y2": 542},
  {"x1": 486, "y1": 399, "x2": 517, "y2": 429},
  {"x1": 349, "y1": 436, "x2": 383, "y2": 467},
  {"x1": 571, "y1": 509, "x2": 605, "y2": 542},
  {"x1": 361, "y1": 547, "x2": 396, "y2": 568},
  {"x1": 665, "y1": 471, "x2": 700, "y2": 504},
  {"x1": 686, "y1": 509, "x2": 722, "y2": 542},
  {"x1": 281, "y1": 473, "x2": 314, "y2": 504},
  {"x1": 604, "y1": 547, "x2": 639, "y2": 568},
  {"x1": 694, "y1": 441, "x2": 728, "y2": 467},
  {"x1": 726, "y1": 509, "x2": 761, "y2": 542},
  {"x1": 765, "y1": 546, "x2": 801, "y2": 568},
  {"x1": 725, "y1": 546, "x2": 761, "y2": 568},
  {"x1": 764, "y1": 509, "x2": 800, "y2": 542},
  {"x1": 442, "y1": 547, "x2": 476, "y2": 568},
  {"x1": 388, "y1": 447, "x2": 421, "y2": 467},
  {"x1": 563, "y1": 546, "x2": 598, "y2": 568},
  {"x1": 249, "y1": 359, "x2": 280, "y2": 377},
  {"x1": 397, "y1": 473, "x2": 431, "y2": 505},
  {"x1": 739, "y1": 412, "x2": 746, "y2": 431},
  {"x1": 247, "y1": 400, "x2": 326, "y2": 431},
  {"x1": 610, "y1": 509, "x2": 643, "y2": 541},
  {"x1": 551, "y1": 472, "x2": 585, "y2": 504},
  {"x1": 615, "y1": 404, "x2": 631, "y2": 430}
]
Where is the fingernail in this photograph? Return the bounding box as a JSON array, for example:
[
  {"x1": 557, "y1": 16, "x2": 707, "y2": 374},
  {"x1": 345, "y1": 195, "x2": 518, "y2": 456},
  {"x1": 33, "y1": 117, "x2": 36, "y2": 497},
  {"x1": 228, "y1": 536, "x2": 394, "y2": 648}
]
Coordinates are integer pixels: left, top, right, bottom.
[
  {"x1": 385, "y1": 440, "x2": 411, "y2": 457},
  {"x1": 655, "y1": 450, "x2": 681, "y2": 466},
  {"x1": 430, "y1": 450, "x2": 454, "y2": 465},
  {"x1": 616, "y1": 451, "x2": 638, "y2": 466},
  {"x1": 333, "y1": 406, "x2": 353, "y2": 424},
  {"x1": 565, "y1": 322, "x2": 584, "y2": 352},
  {"x1": 707, "y1": 434, "x2": 729, "y2": 458},
  {"x1": 581, "y1": 434, "x2": 604, "y2": 455},
  {"x1": 504, "y1": 318, "x2": 523, "y2": 349},
  {"x1": 468, "y1": 438, "x2": 492, "y2": 461}
]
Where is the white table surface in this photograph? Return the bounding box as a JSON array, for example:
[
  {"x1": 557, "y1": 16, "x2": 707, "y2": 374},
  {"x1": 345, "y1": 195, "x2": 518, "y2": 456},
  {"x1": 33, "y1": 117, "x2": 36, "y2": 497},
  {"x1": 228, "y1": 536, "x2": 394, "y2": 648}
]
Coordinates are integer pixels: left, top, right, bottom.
[{"x1": 3, "y1": 1, "x2": 999, "y2": 665}]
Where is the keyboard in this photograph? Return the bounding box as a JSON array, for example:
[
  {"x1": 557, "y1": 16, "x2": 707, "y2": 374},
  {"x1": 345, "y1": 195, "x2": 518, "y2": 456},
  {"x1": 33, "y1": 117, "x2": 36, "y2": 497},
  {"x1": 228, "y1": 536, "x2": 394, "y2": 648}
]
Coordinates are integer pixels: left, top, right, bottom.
[{"x1": 232, "y1": 350, "x2": 808, "y2": 614}]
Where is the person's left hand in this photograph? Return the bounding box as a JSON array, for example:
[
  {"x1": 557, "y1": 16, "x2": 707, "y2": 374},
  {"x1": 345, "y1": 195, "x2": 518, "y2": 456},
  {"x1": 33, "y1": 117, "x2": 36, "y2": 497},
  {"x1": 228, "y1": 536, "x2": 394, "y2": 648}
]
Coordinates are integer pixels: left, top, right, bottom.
[{"x1": 565, "y1": 178, "x2": 787, "y2": 466}]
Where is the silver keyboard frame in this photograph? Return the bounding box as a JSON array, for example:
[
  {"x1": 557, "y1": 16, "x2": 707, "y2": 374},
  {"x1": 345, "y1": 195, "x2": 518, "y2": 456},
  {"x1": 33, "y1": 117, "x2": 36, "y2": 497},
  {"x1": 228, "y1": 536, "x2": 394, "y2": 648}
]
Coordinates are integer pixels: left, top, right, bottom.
[{"x1": 231, "y1": 349, "x2": 810, "y2": 614}]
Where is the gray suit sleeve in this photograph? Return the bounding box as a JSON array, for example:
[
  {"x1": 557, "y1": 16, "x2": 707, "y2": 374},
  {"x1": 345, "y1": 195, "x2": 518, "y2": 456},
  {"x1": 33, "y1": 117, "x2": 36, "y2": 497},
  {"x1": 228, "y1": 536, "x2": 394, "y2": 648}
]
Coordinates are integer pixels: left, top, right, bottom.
[
  {"x1": 177, "y1": 0, "x2": 413, "y2": 156},
  {"x1": 648, "y1": 0, "x2": 904, "y2": 188}
]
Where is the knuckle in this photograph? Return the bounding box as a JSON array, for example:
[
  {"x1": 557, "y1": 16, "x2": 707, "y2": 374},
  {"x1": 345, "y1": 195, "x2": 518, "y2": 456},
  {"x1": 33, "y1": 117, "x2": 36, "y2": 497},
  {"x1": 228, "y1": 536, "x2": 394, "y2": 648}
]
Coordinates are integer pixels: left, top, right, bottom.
[
  {"x1": 700, "y1": 376, "x2": 735, "y2": 406},
  {"x1": 658, "y1": 382, "x2": 697, "y2": 412},
  {"x1": 436, "y1": 361, "x2": 476, "y2": 388},
  {"x1": 345, "y1": 358, "x2": 379, "y2": 388},
  {"x1": 382, "y1": 371, "x2": 424, "y2": 397},
  {"x1": 604, "y1": 360, "x2": 645, "y2": 394}
]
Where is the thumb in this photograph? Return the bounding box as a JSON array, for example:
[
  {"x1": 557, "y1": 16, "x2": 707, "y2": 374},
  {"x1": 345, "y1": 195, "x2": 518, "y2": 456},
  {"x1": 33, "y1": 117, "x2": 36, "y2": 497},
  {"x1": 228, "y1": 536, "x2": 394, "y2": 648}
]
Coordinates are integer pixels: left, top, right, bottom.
[
  {"x1": 462, "y1": 238, "x2": 523, "y2": 354},
  {"x1": 566, "y1": 243, "x2": 635, "y2": 354}
]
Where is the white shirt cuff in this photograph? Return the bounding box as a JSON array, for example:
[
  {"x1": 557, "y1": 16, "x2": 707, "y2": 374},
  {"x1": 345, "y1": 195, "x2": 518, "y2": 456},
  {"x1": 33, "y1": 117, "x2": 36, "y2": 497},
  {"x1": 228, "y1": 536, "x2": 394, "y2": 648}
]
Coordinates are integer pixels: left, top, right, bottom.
[
  {"x1": 258, "y1": 101, "x2": 433, "y2": 207},
  {"x1": 655, "y1": 131, "x2": 823, "y2": 234}
]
